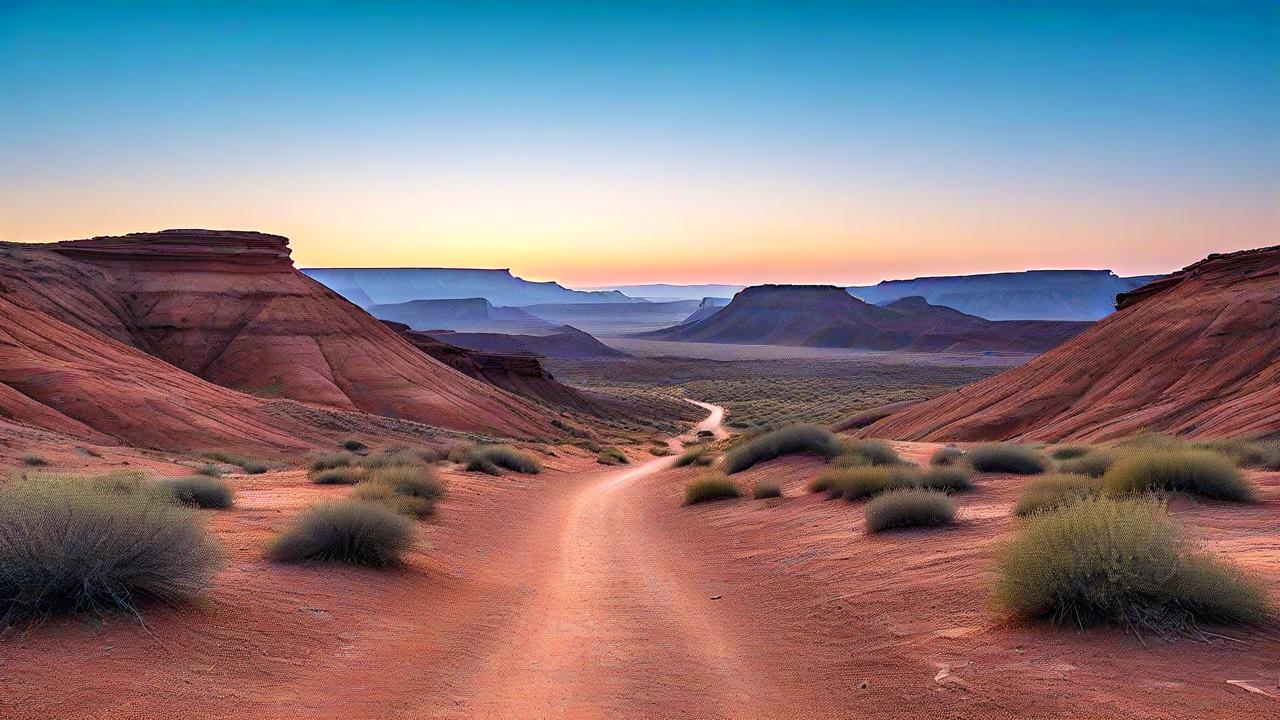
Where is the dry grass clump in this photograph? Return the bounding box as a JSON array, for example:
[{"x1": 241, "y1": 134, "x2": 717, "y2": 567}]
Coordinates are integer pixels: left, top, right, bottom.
[
  {"x1": 929, "y1": 447, "x2": 964, "y2": 466},
  {"x1": 354, "y1": 466, "x2": 446, "y2": 517},
  {"x1": 649, "y1": 445, "x2": 672, "y2": 456},
  {"x1": 309, "y1": 452, "x2": 358, "y2": 472},
  {"x1": 752, "y1": 480, "x2": 782, "y2": 499},
  {"x1": 460, "y1": 445, "x2": 541, "y2": 475},
  {"x1": 1049, "y1": 445, "x2": 1092, "y2": 460},
  {"x1": 596, "y1": 447, "x2": 629, "y2": 465},
  {"x1": 832, "y1": 439, "x2": 902, "y2": 467},
  {"x1": 309, "y1": 466, "x2": 365, "y2": 485},
  {"x1": 673, "y1": 445, "x2": 709, "y2": 467},
  {"x1": 1101, "y1": 449, "x2": 1255, "y2": 502},
  {"x1": 0, "y1": 476, "x2": 223, "y2": 621},
  {"x1": 684, "y1": 474, "x2": 742, "y2": 504},
  {"x1": 993, "y1": 496, "x2": 1268, "y2": 631},
  {"x1": 1055, "y1": 448, "x2": 1116, "y2": 478},
  {"x1": 158, "y1": 475, "x2": 235, "y2": 509},
  {"x1": 194, "y1": 463, "x2": 224, "y2": 477},
  {"x1": 865, "y1": 489, "x2": 955, "y2": 532},
  {"x1": 967, "y1": 444, "x2": 1050, "y2": 475},
  {"x1": 201, "y1": 451, "x2": 269, "y2": 474},
  {"x1": 813, "y1": 466, "x2": 919, "y2": 500},
  {"x1": 340, "y1": 438, "x2": 366, "y2": 452},
  {"x1": 268, "y1": 500, "x2": 413, "y2": 567},
  {"x1": 1013, "y1": 474, "x2": 1101, "y2": 516},
  {"x1": 722, "y1": 424, "x2": 839, "y2": 474},
  {"x1": 915, "y1": 466, "x2": 974, "y2": 492},
  {"x1": 1190, "y1": 438, "x2": 1280, "y2": 469},
  {"x1": 20, "y1": 453, "x2": 48, "y2": 466}
]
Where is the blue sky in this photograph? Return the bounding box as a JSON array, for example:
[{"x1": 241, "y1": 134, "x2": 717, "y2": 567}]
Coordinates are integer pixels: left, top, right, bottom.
[{"x1": 1, "y1": 1, "x2": 1276, "y2": 284}]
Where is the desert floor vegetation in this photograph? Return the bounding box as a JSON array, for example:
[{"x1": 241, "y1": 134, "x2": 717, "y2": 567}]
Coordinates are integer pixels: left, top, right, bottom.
[
  {"x1": 1101, "y1": 449, "x2": 1255, "y2": 502},
  {"x1": 993, "y1": 496, "x2": 1268, "y2": 632},
  {"x1": 1049, "y1": 445, "x2": 1092, "y2": 460},
  {"x1": 1189, "y1": 438, "x2": 1280, "y2": 469},
  {"x1": 1055, "y1": 448, "x2": 1116, "y2": 478},
  {"x1": 458, "y1": 445, "x2": 542, "y2": 475},
  {"x1": 929, "y1": 446, "x2": 964, "y2": 466},
  {"x1": 158, "y1": 475, "x2": 235, "y2": 509},
  {"x1": 309, "y1": 451, "x2": 358, "y2": 472},
  {"x1": 864, "y1": 489, "x2": 955, "y2": 532},
  {"x1": 596, "y1": 447, "x2": 629, "y2": 465},
  {"x1": 194, "y1": 463, "x2": 224, "y2": 477},
  {"x1": 684, "y1": 474, "x2": 742, "y2": 504},
  {"x1": 0, "y1": 475, "x2": 223, "y2": 621},
  {"x1": 354, "y1": 465, "x2": 446, "y2": 517},
  {"x1": 1013, "y1": 474, "x2": 1101, "y2": 516},
  {"x1": 722, "y1": 424, "x2": 839, "y2": 474},
  {"x1": 752, "y1": 480, "x2": 782, "y2": 499},
  {"x1": 201, "y1": 451, "x2": 269, "y2": 475},
  {"x1": 915, "y1": 466, "x2": 974, "y2": 492},
  {"x1": 340, "y1": 438, "x2": 366, "y2": 452},
  {"x1": 268, "y1": 499, "x2": 413, "y2": 568},
  {"x1": 811, "y1": 466, "x2": 919, "y2": 500},
  {"x1": 673, "y1": 445, "x2": 713, "y2": 468},
  {"x1": 967, "y1": 444, "x2": 1050, "y2": 475},
  {"x1": 831, "y1": 438, "x2": 902, "y2": 467},
  {"x1": 309, "y1": 466, "x2": 365, "y2": 485},
  {"x1": 649, "y1": 445, "x2": 672, "y2": 456},
  {"x1": 19, "y1": 453, "x2": 48, "y2": 467}
]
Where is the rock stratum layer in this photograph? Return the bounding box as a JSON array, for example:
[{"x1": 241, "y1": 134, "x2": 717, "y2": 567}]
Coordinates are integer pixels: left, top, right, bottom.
[
  {"x1": 863, "y1": 245, "x2": 1280, "y2": 441},
  {"x1": 0, "y1": 230, "x2": 556, "y2": 449},
  {"x1": 639, "y1": 285, "x2": 1090, "y2": 353}
]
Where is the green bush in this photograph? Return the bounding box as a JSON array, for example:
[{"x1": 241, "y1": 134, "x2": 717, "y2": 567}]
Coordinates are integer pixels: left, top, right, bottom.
[
  {"x1": 992, "y1": 496, "x2": 1268, "y2": 630},
  {"x1": 865, "y1": 489, "x2": 955, "y2": 532},
  {"x1": 834, "y1": 439, "x2": 902, "y2": 467},
  {"x1": 309, "y1": 452, "x2": 358, "y2": 472},
  {"x1": 1050, "y1": 445, "x2": 1092, "y2": 460},
  {"x1": 1013, "y1": 474, "x2": 1101, "y2": 516},
  {"x1": 596, "y1": 447, "x2": 629, "y2": 465},
  {"x1": 19, "y1": 453, "x2": 48, "y2": 467},
  {"x1": 1101, "y1": 450, "x2": 1255, "y2": 502},
  {"x1": 673, "y1": 446, "x2": 708, "y2": 468},
  {"x1": 752, "y1": 480, "x2": 782, "y2": 499},
  {"x1": 268, "y1": 500, "x2": 413, "y2": 567},
  {"x1": 722, "y1": 424, "x2": 839, "y2": 474},
  {"x1": 1056, "y1": 449, "x2": 1116, "y2": 478},
  {"x1": 194, "y1": 463, "x2": 224, "y2": 477},
  {"x1": 0, "y1": 477, "x2": 223, "y2": 620},
  {"x1": 309, "y1": 467, "x2": 364, "y2": 485},
  {"x1": 813, "y1": 466, "x2": 918, "y2": 500},
  {"x1": 929, "y1": 447, "x2": 964, "y2": 466},
  {"x1": 340, "y1": 438, "x2": 366, "y2": 452},
  {"x1": 462, "y1": 445, "x2": 541, "y2": 475},
  {"x1": 967, "y1": 444, "x2": 1050, "y2": 475},
  {"x1": 916, "y1": 466, "x2": 974, "y2": 492},
  {"x1": 158, "y1": 475, "x2": 235, "y2": 509},
  {"x1": 684, "y1": 474, "x2": 742, "y2": 504}
]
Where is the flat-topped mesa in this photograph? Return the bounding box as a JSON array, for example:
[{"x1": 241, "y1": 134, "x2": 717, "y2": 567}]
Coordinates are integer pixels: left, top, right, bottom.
[{"x1": 51, "y1": 229, "x2": 293, "y2": 269}]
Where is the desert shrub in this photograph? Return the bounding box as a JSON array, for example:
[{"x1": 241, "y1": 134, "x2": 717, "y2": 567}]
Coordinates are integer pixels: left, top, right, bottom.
[
  {"x1": 1190, "y1": 439, "x2": 1279, "y2": 469},
  {"x1": 0, "y1": 477, "x2": 223, "y2": 620},
  {"x1": 1050, "y1": 445, "x2": 1092, "y2": 460},
  {"x1": 992, "y1": 496, "x2": 1268, "y2": 630},
  {"x1": 158, "y1": 475, "x2": 235, "y2": 509},
  {"x1": 268, "y1": 500, "x2": 413, "y2": 567},
  {"x1": 309, "y1": 466, "x2": 364, "y2": 485},
  {"x1": 201, "y1": 451, "x2": 269, "y2": 474},
  {"x1": 194, "y1": 463, "x2": 224, "y2": 477},
  {"x1": 352, "y1": 483, "x2": 433, "y2": 518},
  {"x1": 309, "y1": 452, "x2": 358, "y2": 472},
  {"x1": 865, "y1": 489, "x2": 955, "y2": 532},
  {"x1": 596, "y1": 447, "x2": 629, "y2": 465},
  {"x1": 1056, "y1": 449, "x2": 1116, "y2": 478},
  {"x1": 340, "y1": 438, "x2": 366, "y2": 452},
  {"x1": 916, "y1": 466, "x2": 974, "y2": 492},
  {"x1": 684, "y1": 475, "x2": 741, "y2": 504},
  {"x1": 1101, "y1": 450, "x2": 1254, "y2": 502},
  {"x1": 573, "y1": 438, "x2": 604, "y2": 453},
  {"x1": 929, "y1": 447, "x2": 964, "y2": 466},
  {"x1": 752, "y1": 480, "x2": 782, "y2": 499},
  {"x1": 813, "y1": 466, "x2": 919, "y2": 500},
  {"x1": 673, "y1": 446, "x2": 708, "y2": 468},
  {"x1": 722, "y1": 424, "x2": 839, "y2": 474},
  {"x1": 462, "y1": 445, "x2": 541, "y2": 475},
  {"x1": 361, "y1": 466, "x2": 445, "y2": 516},
  {"x1": 19, "y1": 453, "x2": 48, "y2": 466},
  {"x1": 649, "y1": 445, "x2": 672, "y2": 456},
  {"x1": 361, "y1": 449, "x2": 423, "y2": 470},
  {"x1": 967, "y1": 444, "x2": 1050, "y2": 475},
  {"x1": 835, "y1": 439, "x2": 902, "y2": 466},
  {"x1": 1013, "y1": 474, "x2": 1101, "y2": 516}
]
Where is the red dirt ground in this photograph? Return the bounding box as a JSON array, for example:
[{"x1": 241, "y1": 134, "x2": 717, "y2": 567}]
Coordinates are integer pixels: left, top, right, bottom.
[{"x1": 2, "y1": 411, "x2": 1278, "y2": 719}]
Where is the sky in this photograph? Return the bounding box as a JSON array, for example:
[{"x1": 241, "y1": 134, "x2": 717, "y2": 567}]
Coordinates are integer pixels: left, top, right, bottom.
[{"x1": 1, "y1": 1, "x2": 1277, "y2": 286}]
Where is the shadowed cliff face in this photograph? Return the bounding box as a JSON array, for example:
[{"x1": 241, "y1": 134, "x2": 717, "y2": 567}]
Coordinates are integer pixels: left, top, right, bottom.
[
  {"x1": 640, "y1": 284, "x2": 1089, "y2": 353},
  {"x1": 863, "y1": 245, "x2": 1280, "y2": 442},
  {"x1": 0, "y1": 230, "x2": 559, "y2": 442}
]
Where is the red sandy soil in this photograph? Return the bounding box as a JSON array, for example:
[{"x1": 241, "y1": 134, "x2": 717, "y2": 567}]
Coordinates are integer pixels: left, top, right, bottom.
[
  {"x1": 865, "y1": 245, "x2": 1280, "y2": 442},
  {"x1": 0, "y1": 230, "x2": 556, "y2": 446},
  {"x1": 3, "y1": 409, "x2": 1278, "y2": 719}
]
